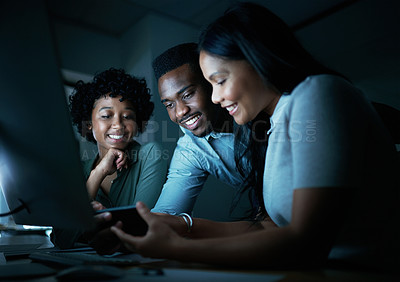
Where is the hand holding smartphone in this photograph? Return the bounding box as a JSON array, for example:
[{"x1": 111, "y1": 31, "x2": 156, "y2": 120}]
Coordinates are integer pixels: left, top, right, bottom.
[{"x1": 95, "y1": 205, "x2": 148, "y2": 236}]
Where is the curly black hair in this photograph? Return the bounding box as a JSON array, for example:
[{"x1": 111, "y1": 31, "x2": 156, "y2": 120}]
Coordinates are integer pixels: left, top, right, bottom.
[{"x1": 69, "y1": 68, "x2": 154, "y2": 144}]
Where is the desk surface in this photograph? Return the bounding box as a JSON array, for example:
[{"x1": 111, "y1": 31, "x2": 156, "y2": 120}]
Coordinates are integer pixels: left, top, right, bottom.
[
  {"x1": 1, "y1": 232, "x2": 398, "y2": 281},
  {"x1": 2, "y1": 259, "x2": 398, "y2": 282}
]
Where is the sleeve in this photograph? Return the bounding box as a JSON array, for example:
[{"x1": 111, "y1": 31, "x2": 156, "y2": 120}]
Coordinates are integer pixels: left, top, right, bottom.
[
  {"x1": 151, "y1": 139, "x2": 209, "y2": 215},
  {"x1": 289, "y1": 75, "x2": 368, "y2": 189},
  {"x1": 133, "y1": 142, "x2": 168, "y2": 209}
]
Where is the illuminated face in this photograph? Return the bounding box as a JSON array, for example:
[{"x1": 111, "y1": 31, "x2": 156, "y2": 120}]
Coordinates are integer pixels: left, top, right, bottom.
[
  {"x1": 90, "y1": 95, "x2": 137, "y2": 157},
  {"x1": 159, "y1": 63, "x2": 217, "y2": 137},
  {"x1": 199, "y1": 51, "x2": 280, "y2": 125}
]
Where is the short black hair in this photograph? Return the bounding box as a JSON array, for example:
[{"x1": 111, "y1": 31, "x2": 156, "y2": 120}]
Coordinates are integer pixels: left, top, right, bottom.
[
  {"x1": 69, "y1": 68, "x2": 154, "y2": 143},
  {"x1": 152, "y1": 42, "x2": 201, "y2": 81}
]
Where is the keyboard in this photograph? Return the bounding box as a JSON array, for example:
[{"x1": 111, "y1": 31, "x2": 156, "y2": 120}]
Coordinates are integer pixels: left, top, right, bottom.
[
  {"x1": 29, "y1": 251, "x2": 142, "y2": 266},
  {"x1": 0, "y1": 243, "x2": 42, "y2": 257}
]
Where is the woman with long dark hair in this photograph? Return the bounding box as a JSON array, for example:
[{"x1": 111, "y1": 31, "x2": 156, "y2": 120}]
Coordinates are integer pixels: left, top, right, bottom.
[{"x1": 111, "y1": 2, "x2": 399, "y2": 269}]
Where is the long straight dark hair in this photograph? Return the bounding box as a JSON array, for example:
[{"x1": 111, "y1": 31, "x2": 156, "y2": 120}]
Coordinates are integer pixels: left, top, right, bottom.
[{"x1": 198, "y1": 2, "x2": 343, "y2": 217}]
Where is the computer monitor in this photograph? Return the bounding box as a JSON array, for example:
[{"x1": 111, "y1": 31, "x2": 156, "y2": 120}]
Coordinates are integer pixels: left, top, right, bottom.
[{"x1": 0, "y1": 1, "x2": 94, "y2": 230}]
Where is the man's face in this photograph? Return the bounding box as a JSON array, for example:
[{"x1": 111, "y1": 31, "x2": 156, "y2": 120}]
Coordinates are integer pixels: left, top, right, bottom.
[{"x1": 158, "y1": 63, "x2": 216, "y2": 137}]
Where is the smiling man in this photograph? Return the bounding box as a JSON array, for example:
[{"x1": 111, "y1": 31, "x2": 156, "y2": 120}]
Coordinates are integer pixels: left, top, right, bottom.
[
  {"x1": 151, "y1": 43, "x2": 254, "y2": 218},
  {"x1": 159, "y1": 62, "x2": 217, "y2": 137}
]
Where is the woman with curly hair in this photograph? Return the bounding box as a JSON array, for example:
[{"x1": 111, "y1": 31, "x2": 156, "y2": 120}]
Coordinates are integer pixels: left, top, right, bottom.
[{"x1": 53, "y1": 68, "x2": 167, "y2": 248}]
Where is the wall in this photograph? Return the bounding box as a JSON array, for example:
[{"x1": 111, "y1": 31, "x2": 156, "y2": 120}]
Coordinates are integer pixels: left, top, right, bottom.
[
  {"x1": 53, "y1": 21, "x2": 123, "y2": 75},
  {"x1": 121, "y1": 13, "x2": 200, "y2": 155},
  {"x1": 295, "y1": 0, "x2": 400, "y2": 109}
]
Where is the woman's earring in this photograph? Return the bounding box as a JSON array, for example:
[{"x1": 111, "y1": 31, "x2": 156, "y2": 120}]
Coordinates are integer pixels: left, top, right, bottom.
[
  {"x1": 82, "y1": 121, "x2": 92, "y2": 139},
  {"x1": 87, "y1": 121, "x2": 92, "y2": 131}
]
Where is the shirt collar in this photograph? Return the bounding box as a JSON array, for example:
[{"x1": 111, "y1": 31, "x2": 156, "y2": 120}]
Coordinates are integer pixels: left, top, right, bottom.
[
  {"x1": 268, "y1": 93, "x2": 291, "y2": 135},
  {"x1": 206, "y1": 131, "x2": 231, "y2": 141},
  {"x1": 180, "y1": 126, "x2": 231, "y2": 141}
]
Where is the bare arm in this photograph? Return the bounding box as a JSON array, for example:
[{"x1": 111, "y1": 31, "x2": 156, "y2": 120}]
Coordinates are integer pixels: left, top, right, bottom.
[
  {"x1": 86, "y1": 148, "x2": 127, "y2": 199},
  {"x1": 142, "y1": 210, "x2": 267, "y2": 241},
  {"x1": 112, "y1": 187, "x2": 349, "y2": 268},
  {"x1": 185, "y1": 216, "x2": 275, "y2": 239},
  {"x1": 174, "y1": 187, "x2": 349, "y2": 267}
]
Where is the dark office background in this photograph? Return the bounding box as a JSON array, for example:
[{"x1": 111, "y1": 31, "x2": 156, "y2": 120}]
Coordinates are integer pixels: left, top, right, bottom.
[{"x1": 1, "y1": 0, "x2": 399, "y2": 221}]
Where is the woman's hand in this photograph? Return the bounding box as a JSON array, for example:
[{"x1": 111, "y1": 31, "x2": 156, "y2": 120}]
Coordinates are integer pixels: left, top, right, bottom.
[
  {"x1": 83, "y1": 202, "x2": 124, "y2": 255},
  {"x1": 111, "y1": 202, "x2": 185, "y2": 259},
  {"x1": 86, "y1": 148, "x2": 128, "y2": 199},
  {"x1": 96, "y1": 148, "x2": 128, "y2": 176},
  {"x1": 85, "y1": 211, "x2": 124, "y2": 255},
  {"x1": 91, "y1": 201, "x2": 106, "y2": 211}
]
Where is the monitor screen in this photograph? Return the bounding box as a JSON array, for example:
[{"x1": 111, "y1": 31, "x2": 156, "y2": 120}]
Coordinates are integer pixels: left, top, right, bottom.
[{"x1": 0, "y1": 1, "x2": 94, "y2": 230}]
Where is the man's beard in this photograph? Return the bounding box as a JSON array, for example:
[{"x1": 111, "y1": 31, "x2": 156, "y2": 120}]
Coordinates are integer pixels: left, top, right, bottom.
[{"x1": 193, "y1": 121, "x2": 213, "y2": 137}]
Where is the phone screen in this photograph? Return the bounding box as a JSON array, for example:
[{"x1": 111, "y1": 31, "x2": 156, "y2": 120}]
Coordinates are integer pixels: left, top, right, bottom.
[{"x1": 95, "y1": 205, "x2": 148, "y2": 236}]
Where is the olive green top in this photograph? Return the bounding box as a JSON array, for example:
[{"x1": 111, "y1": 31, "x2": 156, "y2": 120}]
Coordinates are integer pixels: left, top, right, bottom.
[
  {"x1": 83, "y1": 141, "x2": 167, "y2": 209},
  {"x1": 52, "y1": 141, "x2": 167, "y2": 249}
]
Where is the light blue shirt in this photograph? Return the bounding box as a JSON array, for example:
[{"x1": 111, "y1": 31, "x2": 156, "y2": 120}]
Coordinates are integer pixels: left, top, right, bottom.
[
  {"x1": 152, "y1": 127, "x2": 248, "y2": 215},
  {"x1": 263, "y1": 75, "x2": 399, "y2": 266}
]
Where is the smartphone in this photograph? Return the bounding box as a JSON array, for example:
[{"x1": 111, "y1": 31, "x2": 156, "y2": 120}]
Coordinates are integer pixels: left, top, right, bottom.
[{"x1": 95, "y1": 205, "x2": 148, "y2": 236}]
